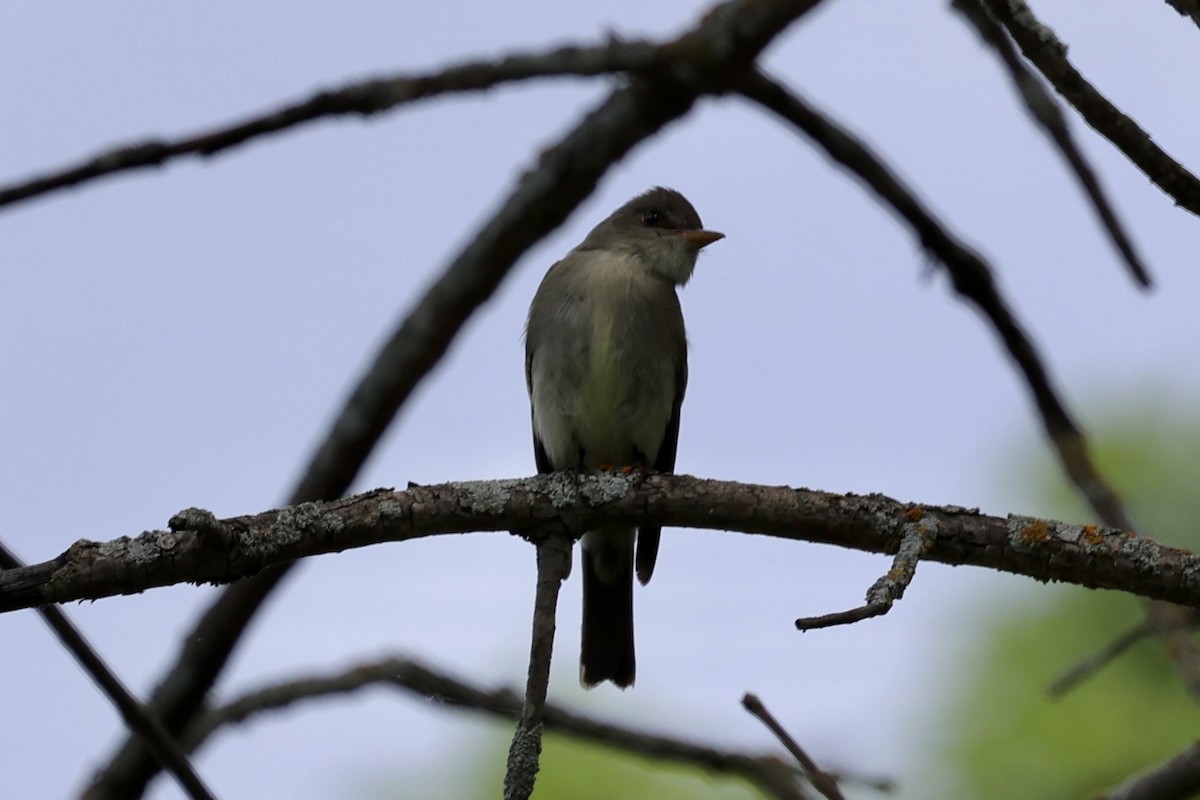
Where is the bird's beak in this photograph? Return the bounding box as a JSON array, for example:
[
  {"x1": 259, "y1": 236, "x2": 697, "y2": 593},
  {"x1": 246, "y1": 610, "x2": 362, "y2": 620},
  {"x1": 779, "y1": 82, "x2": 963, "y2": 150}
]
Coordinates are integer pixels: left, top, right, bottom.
[{"x1": 675, "y1": 229, "x2": 725, "y2": 249}]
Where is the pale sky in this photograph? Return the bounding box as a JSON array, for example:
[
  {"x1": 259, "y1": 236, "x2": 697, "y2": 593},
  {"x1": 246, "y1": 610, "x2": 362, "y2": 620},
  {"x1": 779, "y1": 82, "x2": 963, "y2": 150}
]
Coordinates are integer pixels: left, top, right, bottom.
[{"x1": 3, "y1": 1, "x2": 1199, "y2": 798}]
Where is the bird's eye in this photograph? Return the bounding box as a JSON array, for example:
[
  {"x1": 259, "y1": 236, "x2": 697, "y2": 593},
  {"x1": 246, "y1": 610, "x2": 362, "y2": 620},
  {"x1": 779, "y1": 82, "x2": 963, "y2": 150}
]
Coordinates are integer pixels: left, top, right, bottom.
[{"x1": 640, "y1": 210, "x2": 662, "y2": 227}]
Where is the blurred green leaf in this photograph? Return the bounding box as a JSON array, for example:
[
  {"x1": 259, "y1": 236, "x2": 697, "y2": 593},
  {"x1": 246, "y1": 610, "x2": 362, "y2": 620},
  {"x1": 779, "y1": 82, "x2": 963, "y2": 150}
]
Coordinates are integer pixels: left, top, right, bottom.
[{"x1": 936, "y1": 394, "x2": 1200, "y2": 799}]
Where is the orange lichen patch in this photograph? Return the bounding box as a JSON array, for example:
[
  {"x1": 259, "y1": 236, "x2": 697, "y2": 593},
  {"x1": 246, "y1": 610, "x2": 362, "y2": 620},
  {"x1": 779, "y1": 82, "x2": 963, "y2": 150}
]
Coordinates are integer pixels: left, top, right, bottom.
[
  {"x1": 1081, "y1": 525, "x2": 1104, "y2": 546},
  {"x1": 1019, "y1": 519, "x2": 1050, "y2": 545},
  {"x1": 904, "y1": 506, "x2": 925, "y2": 522}
]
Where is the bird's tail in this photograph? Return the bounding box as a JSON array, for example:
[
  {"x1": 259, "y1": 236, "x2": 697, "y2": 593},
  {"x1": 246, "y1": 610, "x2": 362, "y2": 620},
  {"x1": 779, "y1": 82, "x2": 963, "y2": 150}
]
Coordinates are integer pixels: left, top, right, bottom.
[{"x1": 580, "y1": 527, "x2": 635, "y2": 688}]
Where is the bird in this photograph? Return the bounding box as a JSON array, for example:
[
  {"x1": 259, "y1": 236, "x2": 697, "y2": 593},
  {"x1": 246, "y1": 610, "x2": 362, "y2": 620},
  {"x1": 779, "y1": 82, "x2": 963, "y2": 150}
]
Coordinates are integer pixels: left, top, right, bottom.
[{"x1": 524, "y1": 186, "x2": 723, "y2": 688}]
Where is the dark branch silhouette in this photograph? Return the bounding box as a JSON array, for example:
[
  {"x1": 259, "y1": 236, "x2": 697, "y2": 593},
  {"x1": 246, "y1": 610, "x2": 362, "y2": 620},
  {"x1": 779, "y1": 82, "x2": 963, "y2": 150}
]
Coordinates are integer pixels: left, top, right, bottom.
[
  {"x1": 983, "y1": 0, "x2": 1200, "y2": 216},
  {"x1": 952, "y1": 0, "x2": 1151, "y2": 287},
  {"x1": 181, "y1": 654, "x2": 862, "y2": 800},
  {"x1": 0, "y1": 541, "x2": 215, "y2": 800}
]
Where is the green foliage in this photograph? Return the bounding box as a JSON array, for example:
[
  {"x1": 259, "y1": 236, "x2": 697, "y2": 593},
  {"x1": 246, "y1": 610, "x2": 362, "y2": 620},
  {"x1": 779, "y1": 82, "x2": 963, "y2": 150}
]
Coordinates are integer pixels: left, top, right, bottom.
[
  {"x1": 519, "y1": 733, "x2": 765, "y2": 800},
  {"x1": 360, "y1": 724, "x2": 764, "y2": 800},
  {"x1": 937, "y1": 396, "x2": 1200, "y2": 799}
]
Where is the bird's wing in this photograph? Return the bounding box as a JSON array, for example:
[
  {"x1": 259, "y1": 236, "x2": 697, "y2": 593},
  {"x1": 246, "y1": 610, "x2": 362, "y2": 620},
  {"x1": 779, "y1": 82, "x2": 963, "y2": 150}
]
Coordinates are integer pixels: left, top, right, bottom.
[
  {"x1": 635, "y1": 353, "x2": 688, "y2": 584},
  {"x1": 526, "y1": 343, "x2": 555, "y2": 475}
]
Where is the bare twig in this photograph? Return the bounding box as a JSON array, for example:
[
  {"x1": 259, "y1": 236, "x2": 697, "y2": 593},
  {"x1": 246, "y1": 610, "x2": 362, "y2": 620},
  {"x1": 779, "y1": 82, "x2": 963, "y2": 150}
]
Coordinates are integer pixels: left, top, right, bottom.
[
  {"x1": 184, "y1": 655, "x2": 814, "y2": 799},
  {"x1": 78, "y1": 3, "x2": 831, "y2": 797},
  {"x1": 1047, "y1": 619, "x2": 1157, "y2": 698},
  {"x1": 1096, "y1": 741, "x2": 1200, "y2": 800},
  {"x1": 504, "y1": 537, "x2": 572, "y2": 800},
  {"x1": 981, "y1": 0, "x2": 1200, "y2": 216},
  {"x1": 952, "y1": 0, "x2": 1151, "y2": 287},
  {"x1": 0, "y1": 541, "x2": 216, "y2": 800},
  {"x1": 743, "y1": 694, "x2": 845, "y2": 800},
  {"x1": 0, "y1": 0, "x2": 827, "y2": 214},
  {"x1": 1143, "y1": 603, "x2": 1200, "y2": 702},
  {"x1": 5, "y1": 476, "x2": 1200, "y2": 614},
  {"x1": 796, "y1": 508, "x2": 936, "y2": 630},
  {"x1": 0, "y1": 41, "x2": 663, "y2": 212}
]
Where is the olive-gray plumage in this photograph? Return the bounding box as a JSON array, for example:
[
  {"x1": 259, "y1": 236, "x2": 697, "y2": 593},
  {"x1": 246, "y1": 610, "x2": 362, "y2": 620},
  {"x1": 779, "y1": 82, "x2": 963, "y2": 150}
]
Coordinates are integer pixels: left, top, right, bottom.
[{"x1": 524, "y1": 187, "x2": 723, "y2": 687}]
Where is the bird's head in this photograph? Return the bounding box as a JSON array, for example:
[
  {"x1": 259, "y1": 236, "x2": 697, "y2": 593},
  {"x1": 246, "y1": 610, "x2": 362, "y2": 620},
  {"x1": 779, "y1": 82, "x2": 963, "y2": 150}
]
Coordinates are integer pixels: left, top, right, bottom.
[{"x1": 581, "y1": 186, "x2": 724, "y2": 285}]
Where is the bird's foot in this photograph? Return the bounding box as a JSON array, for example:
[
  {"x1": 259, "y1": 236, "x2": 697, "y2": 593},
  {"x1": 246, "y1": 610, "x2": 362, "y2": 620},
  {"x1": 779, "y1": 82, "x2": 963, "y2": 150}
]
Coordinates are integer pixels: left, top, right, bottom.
[{"x1": 596, "y1": 463, "x2": 644, "y2": 475}]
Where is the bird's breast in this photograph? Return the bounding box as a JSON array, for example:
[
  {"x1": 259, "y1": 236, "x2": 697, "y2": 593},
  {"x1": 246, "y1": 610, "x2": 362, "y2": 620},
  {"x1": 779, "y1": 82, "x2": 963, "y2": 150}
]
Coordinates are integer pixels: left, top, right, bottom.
[
  {"x1": 529, "y1": 251, "x2": 683, "y2": 470},
  {"x1": 574, "y1": 276, "x2": 675, "y2": 465}
]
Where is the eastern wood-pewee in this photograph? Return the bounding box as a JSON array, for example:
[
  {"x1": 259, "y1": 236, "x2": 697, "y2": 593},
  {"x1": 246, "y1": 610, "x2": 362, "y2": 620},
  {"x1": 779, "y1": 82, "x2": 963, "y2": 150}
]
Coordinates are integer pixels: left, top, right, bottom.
[{"x1": 524, "y1": 187, "x2": 723, "y2": 687}]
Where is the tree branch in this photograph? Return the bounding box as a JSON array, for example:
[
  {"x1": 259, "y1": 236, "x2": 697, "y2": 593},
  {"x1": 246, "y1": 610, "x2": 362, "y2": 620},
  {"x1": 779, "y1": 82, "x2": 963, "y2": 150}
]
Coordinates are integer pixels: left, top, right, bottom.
[
  {"x1": 737, "y1": 63, "x2": 1200, "y2": 709},
  {"x1": 743, "y1": 694, "x2": 846, "y2": 800},
  {"x1": 0, "y1": 41, "x2": 664, "y2": 212},
  {"x1": 4, "y1": 474, "x2": 1199, "y2": 613},
  {"x1": 182, "y1": 654, "x2": 822, "y2": 799},
  {"x1": 0, "y1": 0, "x2": 826, "y2": 214},
  {"x1": 795, "y1": 508, "x2": 935, "y2": 631},
  {"x1": 982, "y1": 0, "x2": 1200, "y2": 216},
  {"x1": 0, "y1": 541, "x2": 216, "y2": 800},
  {"x1": 504, "y1": 537, "x2": 571, "y2": 800},
  {"x1": 1047, "y1": 618, "x2": 1157, "y2": 698},
  {"x1": 734, "y1": 69, "x2": 1132, "y2": 526},
  {"x1": 951, "y1": 0, "x2": 1151, "y2": 287}
]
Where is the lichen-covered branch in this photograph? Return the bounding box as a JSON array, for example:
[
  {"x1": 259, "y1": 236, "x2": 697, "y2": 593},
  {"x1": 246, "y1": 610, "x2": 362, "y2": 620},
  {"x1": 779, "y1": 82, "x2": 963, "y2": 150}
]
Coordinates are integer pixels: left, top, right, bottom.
[{"x1": 3, "y1": 474, "x2": 1199, "y2": 614}]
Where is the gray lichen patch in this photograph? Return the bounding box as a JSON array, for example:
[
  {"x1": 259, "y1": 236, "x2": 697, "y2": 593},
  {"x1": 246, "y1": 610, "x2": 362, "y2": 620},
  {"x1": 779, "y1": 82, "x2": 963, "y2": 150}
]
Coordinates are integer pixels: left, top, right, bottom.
[
  {"x1": 121, "y1": 531, "x2": 178, "y2": 566},
  {"x1": 450, "y1": 479, "x2": 515, "y2": 515},
  {"x1": 378, "y1": 499, "x2": 408, "y2": 522},
  {"x1": 539, "y1": 473, "x2": 580, "y2": 509},
  {"x1": 578, "y1": 470, "x2": 633, "y2": 506},
  {"x1": 240, "y1": 501, "x2": 325, "y2": 557}
]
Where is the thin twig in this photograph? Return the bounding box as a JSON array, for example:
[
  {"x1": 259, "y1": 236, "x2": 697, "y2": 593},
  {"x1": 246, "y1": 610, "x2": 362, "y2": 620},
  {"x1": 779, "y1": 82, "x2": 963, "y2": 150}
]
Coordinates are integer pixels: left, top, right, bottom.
[
  {"x1": 0, "y1": 41, "x2": 664, "y2": 212},
  {"x1": 1143, "y1": 603, "x2": 1200, "y2": 702},
  {"x1": 184, "y1": 655, "x2": 821, "y2": 800},
  {"x1": 1048, "y1": 619, "x2": 1156, "y2": 698},
  {"x1": 951, "y1": 0, "x2": 1151, "y2": 287},
  {"x1": 0, "y1": 541, "x2": 216, "y2": 800},
  {"x1": 743, "y1": 694, "x2": 846, "y2": 800},
  {"x1": 504, "y1": 537, "x2": 572, "y2": 800},
  {"x1": 0, "y1": 0, "x2": 826, "y2": 214},
  {"x1": 796, "y1": 509, "x2": 936, "y2": 631},
  {"x1": 981, "y1": 0, "x2": 1200, "y2": 216}
]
